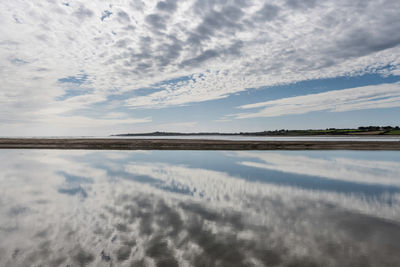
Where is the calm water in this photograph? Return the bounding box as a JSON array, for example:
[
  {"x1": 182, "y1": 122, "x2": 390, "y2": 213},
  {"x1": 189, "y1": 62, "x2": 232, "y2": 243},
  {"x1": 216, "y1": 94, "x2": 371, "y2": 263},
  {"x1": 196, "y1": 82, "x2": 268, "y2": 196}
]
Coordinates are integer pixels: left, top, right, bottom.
[
  {"x1": 0, "y1": 150, "x2": 400, "y2": 266},
  {"x1": 111, "y1": 135, "x2": 400, "y2": 142},
  {"x1": 6, "y1": 135, "x2": 400, "y2": 141}
]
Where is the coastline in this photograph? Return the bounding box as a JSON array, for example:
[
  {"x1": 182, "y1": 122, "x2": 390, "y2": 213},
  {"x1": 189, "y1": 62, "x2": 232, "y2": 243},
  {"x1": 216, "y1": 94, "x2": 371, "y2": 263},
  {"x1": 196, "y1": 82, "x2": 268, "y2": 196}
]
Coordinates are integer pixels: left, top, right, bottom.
[{"x1": 0, "y1": 138, "x2": 399, "y2": 150}]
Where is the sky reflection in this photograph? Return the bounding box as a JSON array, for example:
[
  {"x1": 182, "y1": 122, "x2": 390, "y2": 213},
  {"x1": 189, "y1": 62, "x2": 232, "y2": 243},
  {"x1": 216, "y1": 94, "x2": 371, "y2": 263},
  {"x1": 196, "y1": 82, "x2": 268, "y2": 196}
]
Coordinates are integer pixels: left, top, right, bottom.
[{"x1": 0, "y1": 150, "x2": 399, "y2": 266}]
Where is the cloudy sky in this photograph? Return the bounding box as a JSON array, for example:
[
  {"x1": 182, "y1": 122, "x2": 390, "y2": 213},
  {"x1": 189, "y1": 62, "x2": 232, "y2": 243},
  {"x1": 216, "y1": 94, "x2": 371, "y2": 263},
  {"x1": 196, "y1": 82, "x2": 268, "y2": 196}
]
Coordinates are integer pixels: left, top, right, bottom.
[{"x1": 1, "y1": 0, "x2": 400, "y2": 136}]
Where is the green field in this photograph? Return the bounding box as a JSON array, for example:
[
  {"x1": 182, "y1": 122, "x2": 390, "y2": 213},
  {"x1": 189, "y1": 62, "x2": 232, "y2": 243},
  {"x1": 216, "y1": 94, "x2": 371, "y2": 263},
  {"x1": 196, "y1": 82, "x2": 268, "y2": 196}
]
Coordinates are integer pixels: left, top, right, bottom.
[{"x1": 385, "y1": 130, "x2": 400, "y2": 135}]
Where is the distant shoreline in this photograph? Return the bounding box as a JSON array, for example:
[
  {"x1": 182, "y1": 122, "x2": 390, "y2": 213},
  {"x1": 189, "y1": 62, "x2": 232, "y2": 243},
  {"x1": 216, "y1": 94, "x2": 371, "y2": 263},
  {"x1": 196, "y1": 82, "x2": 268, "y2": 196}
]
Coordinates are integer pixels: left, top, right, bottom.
[
  {"x1": 112, "y1": 127, "x2": 400, "y2": 137},
  {"x1": 0, "y1": 138, "x2": 399, "y2": 150}
]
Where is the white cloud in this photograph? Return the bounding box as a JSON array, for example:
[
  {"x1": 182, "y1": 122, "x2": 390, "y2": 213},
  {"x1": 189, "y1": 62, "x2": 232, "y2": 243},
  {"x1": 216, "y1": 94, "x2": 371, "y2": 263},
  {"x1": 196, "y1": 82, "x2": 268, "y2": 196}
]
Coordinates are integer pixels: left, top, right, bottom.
[
  {"x1": 0, "y1": 0, "x2": 400, "y2": 131},
  {"x1": 234, "y1": 82, "x2": 400, "y2": 118},
  {"x1": 36, "y1": 115, "x2": 151, "y2": 128}
]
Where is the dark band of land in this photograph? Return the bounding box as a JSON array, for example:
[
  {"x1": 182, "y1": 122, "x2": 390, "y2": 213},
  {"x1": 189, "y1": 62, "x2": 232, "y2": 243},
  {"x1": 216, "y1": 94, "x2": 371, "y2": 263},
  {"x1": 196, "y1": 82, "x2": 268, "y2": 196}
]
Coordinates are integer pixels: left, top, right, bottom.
[{"x1": 0, "y1": 138, "x2": 399, "y2": 150}]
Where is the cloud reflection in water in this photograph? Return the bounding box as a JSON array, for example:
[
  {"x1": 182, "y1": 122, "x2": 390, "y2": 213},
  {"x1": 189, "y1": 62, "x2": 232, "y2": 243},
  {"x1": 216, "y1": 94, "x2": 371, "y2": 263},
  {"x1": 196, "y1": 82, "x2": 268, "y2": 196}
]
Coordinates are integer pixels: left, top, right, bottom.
[{"x1": 0, "y1": 150, "x2": 399, "y2": 266}]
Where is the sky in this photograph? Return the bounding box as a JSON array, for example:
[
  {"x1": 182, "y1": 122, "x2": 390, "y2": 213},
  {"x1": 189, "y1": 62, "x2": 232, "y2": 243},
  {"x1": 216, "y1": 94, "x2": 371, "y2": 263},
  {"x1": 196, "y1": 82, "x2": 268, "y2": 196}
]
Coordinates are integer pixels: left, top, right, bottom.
[{"x1": 0, "y1": 0, "x2": 400, "y2": 136}]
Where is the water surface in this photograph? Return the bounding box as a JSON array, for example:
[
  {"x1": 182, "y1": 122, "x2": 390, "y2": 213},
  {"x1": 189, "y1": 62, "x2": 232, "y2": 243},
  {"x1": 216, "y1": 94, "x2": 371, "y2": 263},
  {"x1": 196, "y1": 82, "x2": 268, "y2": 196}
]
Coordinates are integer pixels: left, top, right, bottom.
[
  {"x1": 0, "y1": 150, "x2": 399, "y2": 266},
  {"x1": 111, "y1": 135, "x2": 400, "y2": 142},
  {"x1": 4, "y1": 135, "x2": 400, "y2": 141}
]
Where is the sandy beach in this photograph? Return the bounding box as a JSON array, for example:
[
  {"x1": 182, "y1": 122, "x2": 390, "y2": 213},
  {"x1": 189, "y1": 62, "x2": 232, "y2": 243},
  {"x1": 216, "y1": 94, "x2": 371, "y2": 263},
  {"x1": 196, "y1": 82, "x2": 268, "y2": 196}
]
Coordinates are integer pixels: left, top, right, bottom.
[{"x1": 0, "y1": 138, "x2": 399, "y2": 150}]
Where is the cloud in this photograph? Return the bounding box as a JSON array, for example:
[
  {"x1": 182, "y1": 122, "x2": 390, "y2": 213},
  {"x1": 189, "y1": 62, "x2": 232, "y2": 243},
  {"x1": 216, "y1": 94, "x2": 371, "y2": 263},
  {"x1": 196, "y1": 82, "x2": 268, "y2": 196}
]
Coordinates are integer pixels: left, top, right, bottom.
[
  {"x1": 234, "y1": 82, "x2": 400, "y2": 118},
  {"x1": 156, "y1": 0, "x2": 178, "y2": 13},
  {"x1": 35, "y1": 115, "x2": 152, "y2": 128},
  {"x1": 253, "y1": 3, "x2": 280, "y2": 22},
  {"x1": 285, "y1": 0, "x2": 316, "y2": 10},
  {"x1": 0, "y1": 0, "x2": 400, "y2": 131},
  {"x1": 72, "y1": 5, "x2": 94, "y2": 20},
  {"x1": 116, "y1": 10, "x2": 130, "y2": 24},
  {"x1": 145, "y1": 13, "x2": 167, "y2": 30}
]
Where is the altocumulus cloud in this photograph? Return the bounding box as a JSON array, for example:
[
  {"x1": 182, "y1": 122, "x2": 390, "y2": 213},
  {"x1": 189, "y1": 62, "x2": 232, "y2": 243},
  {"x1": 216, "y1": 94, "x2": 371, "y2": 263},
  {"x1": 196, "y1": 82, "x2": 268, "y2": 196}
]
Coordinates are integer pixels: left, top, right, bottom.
[{"x1": 0, "y1": 0, "x2": 400, "y2": 132}]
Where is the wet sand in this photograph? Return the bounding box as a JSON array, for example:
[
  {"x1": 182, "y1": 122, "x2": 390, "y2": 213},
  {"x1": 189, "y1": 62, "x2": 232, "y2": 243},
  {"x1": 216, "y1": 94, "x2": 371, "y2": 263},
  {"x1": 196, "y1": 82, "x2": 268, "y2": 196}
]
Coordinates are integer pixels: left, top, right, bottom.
[{"x1": 0, "y1": 138, "x2": 399, "y2": 150}]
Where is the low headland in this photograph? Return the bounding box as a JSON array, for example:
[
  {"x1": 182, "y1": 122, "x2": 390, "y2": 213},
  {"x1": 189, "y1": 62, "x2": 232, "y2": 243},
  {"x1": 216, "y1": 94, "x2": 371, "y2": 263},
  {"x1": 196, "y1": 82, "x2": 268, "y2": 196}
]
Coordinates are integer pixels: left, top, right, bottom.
[{"x1": 113, "y1": 126, "x2": 400, "y2": 137}]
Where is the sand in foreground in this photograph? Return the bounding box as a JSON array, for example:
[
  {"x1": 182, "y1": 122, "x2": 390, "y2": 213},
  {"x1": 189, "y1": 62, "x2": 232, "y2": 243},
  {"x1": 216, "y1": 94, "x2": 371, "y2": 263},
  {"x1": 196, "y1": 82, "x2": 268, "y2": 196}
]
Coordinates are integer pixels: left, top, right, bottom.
[{"x1": 0, "y1": 138, "x2": 399, "y2": 150}]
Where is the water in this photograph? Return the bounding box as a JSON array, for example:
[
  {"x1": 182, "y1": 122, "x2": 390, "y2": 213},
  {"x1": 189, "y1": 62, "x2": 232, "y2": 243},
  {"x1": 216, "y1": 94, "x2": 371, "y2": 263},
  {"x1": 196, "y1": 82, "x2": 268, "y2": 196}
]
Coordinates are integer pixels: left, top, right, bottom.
[
  {"x1": 0, "y1": 150, "x2": 399, "y2": 266},
  {"x1": 3, "y1": 135, "x2": 400, "y2": 141},
  {"x1": 111, "y1": 135, "x2": 400, "y2": 142}
]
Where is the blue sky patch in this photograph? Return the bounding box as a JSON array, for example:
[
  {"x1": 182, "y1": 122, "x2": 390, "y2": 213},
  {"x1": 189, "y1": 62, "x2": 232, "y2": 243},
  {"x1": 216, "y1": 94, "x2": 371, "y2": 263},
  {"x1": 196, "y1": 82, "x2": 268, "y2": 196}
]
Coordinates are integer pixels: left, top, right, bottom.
[
  {"x1": 58, "y1": 74, "x2": 88, "y2": 85},
  {"x1": 101, "y1": 10, "x2": 112, "y2": 21}
]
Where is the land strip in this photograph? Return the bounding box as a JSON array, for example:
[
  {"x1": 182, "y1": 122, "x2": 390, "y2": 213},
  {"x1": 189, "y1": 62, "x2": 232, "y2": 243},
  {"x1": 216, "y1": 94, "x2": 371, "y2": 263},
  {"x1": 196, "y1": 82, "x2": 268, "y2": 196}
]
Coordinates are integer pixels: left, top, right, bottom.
[
  {"x1": 0, "y1": 138, "x2": 399, "y2": 150},
  {"x1": 113, "y1": 127, "x2": 400, "y2": 137}
]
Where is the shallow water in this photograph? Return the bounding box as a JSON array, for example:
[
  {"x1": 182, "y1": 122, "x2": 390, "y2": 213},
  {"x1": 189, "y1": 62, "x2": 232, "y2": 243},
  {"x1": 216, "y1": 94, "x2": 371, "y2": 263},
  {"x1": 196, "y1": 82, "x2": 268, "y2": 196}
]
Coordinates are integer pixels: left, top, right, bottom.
[
  {"x1": 5, "y1": 135, "x2": 400, "y2": 141},
  {"x1": 110, "y1": 135, "x2": 400, "y2": 142},
  {"x1": 0, "y1": 150, "x2": 399, "y2": 266}
]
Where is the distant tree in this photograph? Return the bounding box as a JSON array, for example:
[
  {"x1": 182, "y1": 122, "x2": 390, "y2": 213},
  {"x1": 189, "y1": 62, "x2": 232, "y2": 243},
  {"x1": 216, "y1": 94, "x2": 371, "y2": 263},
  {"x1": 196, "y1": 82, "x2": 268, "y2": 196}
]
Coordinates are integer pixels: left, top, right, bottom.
[{"x1": 365, "y1": 126, "x2": 380, "y2": 131}]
